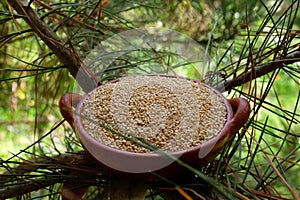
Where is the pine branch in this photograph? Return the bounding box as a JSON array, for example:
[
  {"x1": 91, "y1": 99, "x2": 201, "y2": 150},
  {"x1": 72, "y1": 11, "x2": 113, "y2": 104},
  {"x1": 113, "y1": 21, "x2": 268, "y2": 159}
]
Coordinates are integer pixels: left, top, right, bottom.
[
  {"x1": 0, "y1": 152, "x2": 102, "y2": 199},
  {"x1": 7, "y1": 0, "x2": 100, "y2": 93},
  {"x1": 0, "y1": 177, "x2": 62, "y2": 199},
  {"x1": 0, "y1": 175, "x2": 96, "y2": 199},
  {"x1": 33, "y1": 0, "x2": 104, "y2": 34},
  {"x1": 223, "y1": 48, "x2": 300, "y2": 91},
  {"x1": 0, "y1": 152, "x2": 86, "y2": 183},
  {"x1": 7, "y1": 0, "x2": 300, "y2": 93}
]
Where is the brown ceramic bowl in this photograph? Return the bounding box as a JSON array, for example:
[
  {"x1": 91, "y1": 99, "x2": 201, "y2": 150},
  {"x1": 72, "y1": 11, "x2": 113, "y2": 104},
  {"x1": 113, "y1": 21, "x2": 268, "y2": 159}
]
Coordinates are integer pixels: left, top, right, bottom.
[{"x1": 59, "y1": 74, "x2": 250, "y2": 179}]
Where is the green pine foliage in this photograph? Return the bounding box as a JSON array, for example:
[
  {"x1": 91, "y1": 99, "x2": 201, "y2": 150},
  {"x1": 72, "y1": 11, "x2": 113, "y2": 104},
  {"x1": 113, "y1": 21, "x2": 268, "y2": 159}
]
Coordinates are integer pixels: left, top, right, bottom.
[{"x1": 0, "y1": 0, "x2": 299, "y2": 199}]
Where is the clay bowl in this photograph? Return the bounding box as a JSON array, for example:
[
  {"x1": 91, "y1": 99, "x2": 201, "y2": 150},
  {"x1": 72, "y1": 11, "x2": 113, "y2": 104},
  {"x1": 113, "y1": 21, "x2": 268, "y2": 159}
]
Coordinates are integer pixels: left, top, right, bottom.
[{"x1": 59, "y1": 74, "x2": 250, "y2": 180}]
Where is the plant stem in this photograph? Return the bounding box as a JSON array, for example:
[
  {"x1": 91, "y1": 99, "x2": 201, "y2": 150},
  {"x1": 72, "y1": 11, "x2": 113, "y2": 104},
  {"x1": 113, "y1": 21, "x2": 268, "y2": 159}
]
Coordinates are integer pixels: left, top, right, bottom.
[{"x1": 7, "y1": 0, "x2": 100, "y2": 93}]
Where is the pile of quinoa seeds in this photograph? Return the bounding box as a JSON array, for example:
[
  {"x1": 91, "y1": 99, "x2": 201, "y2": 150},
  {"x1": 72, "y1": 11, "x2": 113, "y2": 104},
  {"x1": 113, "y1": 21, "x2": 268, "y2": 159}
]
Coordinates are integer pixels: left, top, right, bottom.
[{"x1": 81, "y1": 75, "x2": 227, "y2": 153}]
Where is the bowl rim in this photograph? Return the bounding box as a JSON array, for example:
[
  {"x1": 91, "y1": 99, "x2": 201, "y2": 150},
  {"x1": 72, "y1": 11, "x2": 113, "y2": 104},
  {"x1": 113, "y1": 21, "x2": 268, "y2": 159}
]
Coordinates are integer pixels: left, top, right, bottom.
[{"x1": 73, "y1": 74, "x2": 233, "y2": 158}]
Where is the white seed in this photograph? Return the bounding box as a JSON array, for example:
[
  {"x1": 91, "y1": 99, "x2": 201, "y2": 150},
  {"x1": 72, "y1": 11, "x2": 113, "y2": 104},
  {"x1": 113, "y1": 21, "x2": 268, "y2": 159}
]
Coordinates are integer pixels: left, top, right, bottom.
[{"x1": 81, "y1": 76, "x2": 227, "y2": 153}]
